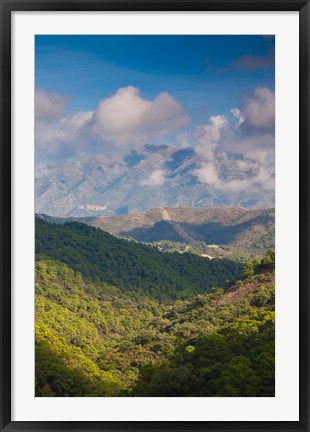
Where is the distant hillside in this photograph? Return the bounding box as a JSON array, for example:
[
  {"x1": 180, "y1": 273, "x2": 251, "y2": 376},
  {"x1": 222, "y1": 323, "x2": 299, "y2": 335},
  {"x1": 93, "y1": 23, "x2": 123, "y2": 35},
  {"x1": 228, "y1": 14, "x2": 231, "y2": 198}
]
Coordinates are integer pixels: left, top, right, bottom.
[
  {"x1": 35, "y1": 217, "x2": 243, "y2": 301},
  {"x1": 40, "y1": 207, "x2": 274, "y2": 258}
]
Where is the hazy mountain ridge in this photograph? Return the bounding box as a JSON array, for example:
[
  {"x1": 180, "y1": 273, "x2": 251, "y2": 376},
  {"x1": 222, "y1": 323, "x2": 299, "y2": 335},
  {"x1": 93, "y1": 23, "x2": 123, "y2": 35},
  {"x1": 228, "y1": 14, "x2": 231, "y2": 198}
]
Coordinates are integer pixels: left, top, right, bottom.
[{"x1": 35, "y1": 145, "x2": 274, "y2": 217}]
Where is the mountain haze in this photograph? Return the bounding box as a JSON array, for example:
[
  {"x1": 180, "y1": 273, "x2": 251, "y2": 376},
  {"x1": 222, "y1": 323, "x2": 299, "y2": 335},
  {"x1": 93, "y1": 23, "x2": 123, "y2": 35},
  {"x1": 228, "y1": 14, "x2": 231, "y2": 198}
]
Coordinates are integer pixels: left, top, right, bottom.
[{"x1": 35, "y1": 145, "x2": 274, "y2": 217}]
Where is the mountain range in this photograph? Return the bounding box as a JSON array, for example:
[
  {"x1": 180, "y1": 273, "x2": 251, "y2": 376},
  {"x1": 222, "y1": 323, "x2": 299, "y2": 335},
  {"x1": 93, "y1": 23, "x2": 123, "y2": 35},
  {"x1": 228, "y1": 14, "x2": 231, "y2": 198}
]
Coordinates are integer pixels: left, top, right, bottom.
[{"x1": 35, "y1": 144, "x2": 275, "y2": 217}]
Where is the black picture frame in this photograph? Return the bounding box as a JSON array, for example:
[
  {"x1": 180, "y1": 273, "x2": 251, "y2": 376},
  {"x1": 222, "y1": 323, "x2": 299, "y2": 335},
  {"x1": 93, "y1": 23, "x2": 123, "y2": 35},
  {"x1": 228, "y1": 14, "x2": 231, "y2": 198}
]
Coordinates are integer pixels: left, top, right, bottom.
[{"x1": 1, "y1": 1, "x2": 309, "y2": 431}]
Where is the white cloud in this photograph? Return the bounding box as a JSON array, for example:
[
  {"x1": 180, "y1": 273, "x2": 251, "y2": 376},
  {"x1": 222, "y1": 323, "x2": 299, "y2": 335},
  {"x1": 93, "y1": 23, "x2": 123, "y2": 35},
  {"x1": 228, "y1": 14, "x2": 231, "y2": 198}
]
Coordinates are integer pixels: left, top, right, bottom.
[
  {"x1": 194, "y1": 162, "x2": 219, "y2": 186},
  {"x1": 140, "y1": 169, "x2": 167, "y2": 187},
  {"x1": 91, "y1": 86, "x2": 189, "y2": 147},
  {"x1": 35, "y1": 86, "x2": 189, "y2": 163},
  {"x1": 61, "y1": 111, "x2": 93, "y2": 131},
  {"x1": 35, "y1": 88, "x2": 70, "y2": 121},
  {"x1": 192, "y1": 87, "x2": 275, "y2": 193},
  {"x1": 176, "y1": 132, "x2": 191, "y2": 148},
  {"x1": 235, "y1": 159, "x2": 257, "y2": 172},
  {"x1": 35, "y1": 110, "x2": 94, "y2": 159},
  {"x1": 231, "y1": 108, "x2": 245, "y2": 127},
  {"x1": 196, "y1": 115, "x2": 227, "y2": 145},
  {"x1": 243, "y1": 87, "x2": 275, "y2": 132},
  {"x1": 195, "y1": 115, "x2": 227, "y2": 160}
]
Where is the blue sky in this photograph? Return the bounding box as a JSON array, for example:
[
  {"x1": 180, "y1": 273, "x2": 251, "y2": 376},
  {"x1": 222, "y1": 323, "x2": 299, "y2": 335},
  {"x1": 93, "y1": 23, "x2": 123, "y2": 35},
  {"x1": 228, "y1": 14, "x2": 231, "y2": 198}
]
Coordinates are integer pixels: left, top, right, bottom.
[{"x1": 35, "y1": 35, "x2": 274, "y2": 126}]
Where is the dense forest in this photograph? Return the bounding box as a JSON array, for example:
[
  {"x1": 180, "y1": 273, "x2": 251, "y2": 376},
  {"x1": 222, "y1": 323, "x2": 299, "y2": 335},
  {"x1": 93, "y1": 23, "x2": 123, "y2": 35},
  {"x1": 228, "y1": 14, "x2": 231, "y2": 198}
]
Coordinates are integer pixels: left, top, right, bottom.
[
  {"x1": 35, "y1": 218, "x2": 275, "y2": 397},
  {"x1": 39, "y1": 206, "x2": 275, "y2": 259},
  {"x1": 36, "y1": 218, "x2": 243, "y2": 301}
]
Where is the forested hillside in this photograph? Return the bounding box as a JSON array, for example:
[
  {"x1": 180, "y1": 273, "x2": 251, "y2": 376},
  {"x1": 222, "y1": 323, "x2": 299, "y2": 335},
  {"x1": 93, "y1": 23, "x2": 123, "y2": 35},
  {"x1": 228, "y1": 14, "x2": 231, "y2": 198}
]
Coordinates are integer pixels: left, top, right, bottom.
[
  {"x1": 36, "y1": 258, "x2": 274, "y2": 397},
  {"x1": 39, "y1": 206, "x2": 275, "y2": 259},
  {"x1": 35, "y1": 218, "x2": 275, "y2": 397},
  {"x1": 36, "y1": 217, "x2": 243, "y2": 300}
]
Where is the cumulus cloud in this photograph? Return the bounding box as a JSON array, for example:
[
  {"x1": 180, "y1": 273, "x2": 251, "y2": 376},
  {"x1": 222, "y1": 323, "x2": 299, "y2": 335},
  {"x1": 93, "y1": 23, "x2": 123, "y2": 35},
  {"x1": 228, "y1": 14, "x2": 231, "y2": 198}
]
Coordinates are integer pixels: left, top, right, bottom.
[
  {"x1": 35, "y1": 86, "x2": 189, "y2": 163},
  {"x1": 193, "y1": 115, "x2": 229, "y2": 189},
  {"x1": 91, "y1": 86, "x2": 189, "y2": 147},
  {"x1": 140, "y1": 169, "x2": 167, "y2": 187},
  {"x1": 243, "y1": 87, "x2": 275, "y2": 132},
  {"x1": 35, "y1": 108, "x2": 94, "y2": 160},
  {"x1": 194, "y1": 156, "x2": 274, "y2": 193},
  {"x1": 195, "y1": 115, "x2": 227, "y2": 160},
  {"x1": 35, "y1": 88, "x2": 70, "y2": 121},
  {"x1": 193, "y1": 86, "x2": 275, "y2": 193}
]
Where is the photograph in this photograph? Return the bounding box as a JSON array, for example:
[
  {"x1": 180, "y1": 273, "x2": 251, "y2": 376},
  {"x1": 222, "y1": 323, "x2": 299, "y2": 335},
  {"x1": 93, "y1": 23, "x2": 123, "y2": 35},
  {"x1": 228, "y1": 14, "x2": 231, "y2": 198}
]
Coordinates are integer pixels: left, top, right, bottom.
[{"x1": 34, "y1": 34, "x2": 275, "y2": 398}]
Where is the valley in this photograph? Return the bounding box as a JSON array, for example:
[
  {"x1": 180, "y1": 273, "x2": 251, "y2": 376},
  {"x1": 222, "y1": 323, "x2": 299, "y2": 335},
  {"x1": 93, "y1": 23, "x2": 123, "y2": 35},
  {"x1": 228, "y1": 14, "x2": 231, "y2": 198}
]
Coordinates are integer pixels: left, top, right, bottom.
[{"x1": 35, "y1": 217, "x2": 275, "y2": 397}]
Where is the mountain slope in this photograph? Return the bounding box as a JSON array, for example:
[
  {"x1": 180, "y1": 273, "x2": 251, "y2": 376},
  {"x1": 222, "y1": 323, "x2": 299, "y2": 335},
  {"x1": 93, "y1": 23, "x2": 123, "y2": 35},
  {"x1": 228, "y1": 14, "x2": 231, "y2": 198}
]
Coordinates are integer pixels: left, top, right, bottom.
[
  {"x1": 36, "y1": 217, "x2": 243, "y2": 300},
  {"x1": 43, "y1": 206, "x2": 274, "y2": 258},
  {"x1": 35, "y1": 145, "x2": 275, "y2": 217}
]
